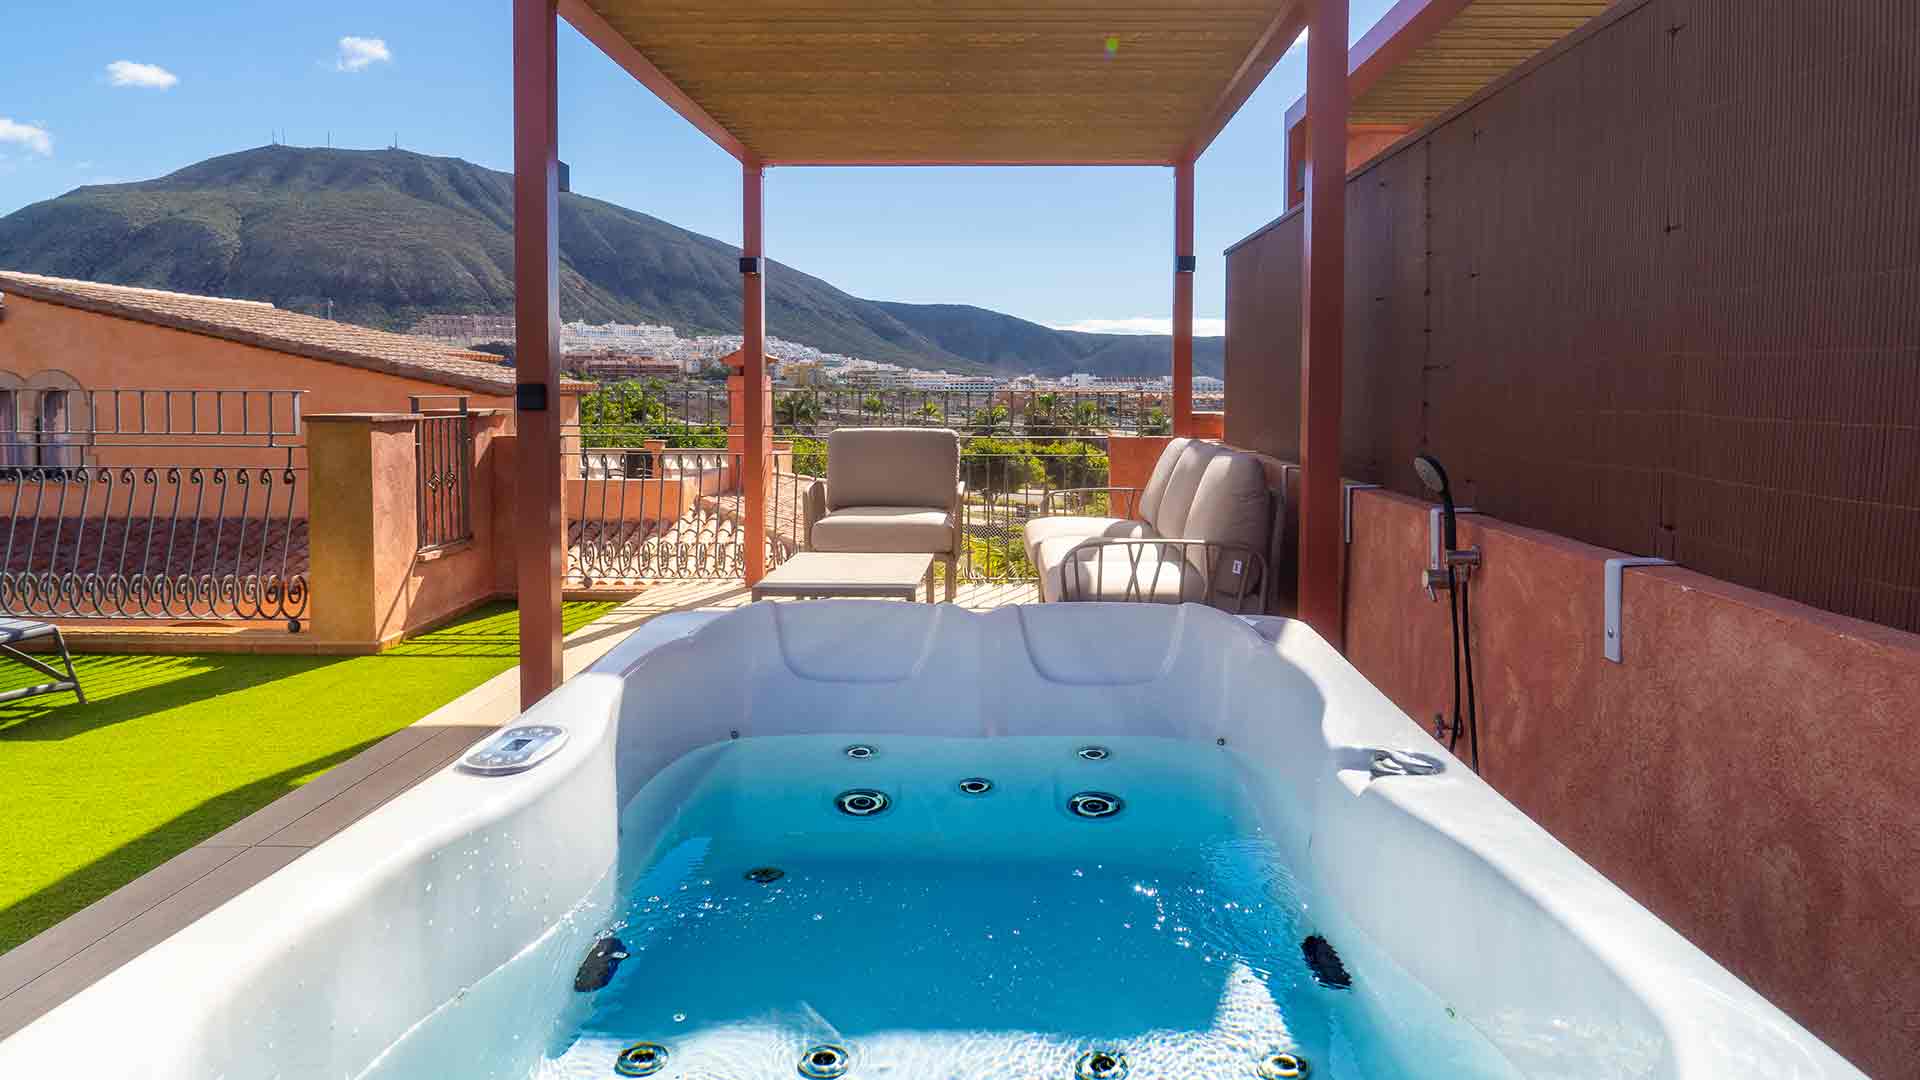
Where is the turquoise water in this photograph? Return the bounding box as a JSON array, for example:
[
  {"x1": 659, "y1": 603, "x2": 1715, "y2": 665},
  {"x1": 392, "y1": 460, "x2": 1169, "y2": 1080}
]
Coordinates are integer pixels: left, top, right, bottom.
[{"x1": 519, "y1": 735, "x2": 1518, "y2": 1079}]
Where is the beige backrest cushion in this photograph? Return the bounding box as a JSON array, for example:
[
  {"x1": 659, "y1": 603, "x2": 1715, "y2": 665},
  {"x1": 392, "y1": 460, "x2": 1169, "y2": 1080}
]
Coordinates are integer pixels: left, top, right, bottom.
[
  {"x1": 1181, "y1": 450, "x2": 1272, "y2": 597},
  {"x1": 826, "y1": 427, "x2": 959, "y2": 510},
  {"x1": 1181, "y1": 451, "x2": 1270, "y2": 550},
  {"x1": 1135, "y1": 437, "x2": 1190, "y2": 526},
  {"x1": 1145, "y1": 440, "x2": 1220, "y2": 537}
]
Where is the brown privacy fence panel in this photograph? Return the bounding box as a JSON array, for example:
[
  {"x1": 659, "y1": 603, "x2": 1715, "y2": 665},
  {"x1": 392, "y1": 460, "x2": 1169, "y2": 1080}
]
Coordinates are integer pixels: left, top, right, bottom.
[{"x1": 1225, "y1": 0, "x2": 1920, "y2": 634}]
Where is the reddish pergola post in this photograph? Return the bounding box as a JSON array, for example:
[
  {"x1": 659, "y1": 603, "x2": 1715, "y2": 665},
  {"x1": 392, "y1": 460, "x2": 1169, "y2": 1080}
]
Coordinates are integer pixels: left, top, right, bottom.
[
  {"x1": 740, "y1": 163, "x2": 769, "y2": 585},
  {"x1": 512, "y1": 0, "x2": 564, "y2": 706},
  {"x1": 1297, "y1": 0, "x2": 1349, "y2": 647},
  {"x1": 1172, "y1": 159, "x2": 1196, "y2": 437}
]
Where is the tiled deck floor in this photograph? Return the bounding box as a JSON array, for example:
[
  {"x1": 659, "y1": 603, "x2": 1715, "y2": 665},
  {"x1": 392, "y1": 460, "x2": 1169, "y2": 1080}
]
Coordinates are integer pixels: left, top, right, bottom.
[{"x1": 0, "y1": 579, "x2": 1037, "y2": 1038}]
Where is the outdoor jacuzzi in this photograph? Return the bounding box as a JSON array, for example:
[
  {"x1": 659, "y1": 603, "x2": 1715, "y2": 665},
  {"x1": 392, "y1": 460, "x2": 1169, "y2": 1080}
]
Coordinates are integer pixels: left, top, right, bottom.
[{"x1": 0, "y1": 602, "x2": 1862, "y2": 1078}]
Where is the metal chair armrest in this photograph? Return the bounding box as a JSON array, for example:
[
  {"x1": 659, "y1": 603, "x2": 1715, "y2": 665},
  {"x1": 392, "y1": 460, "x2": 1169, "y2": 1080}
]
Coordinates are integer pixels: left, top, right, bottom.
[
  {"x1": 1058, "y1": 537, "x2": 1267, "y2": 613},
  {"x1": 803, "y1": 481, "x2": 828, "y2": 550}
]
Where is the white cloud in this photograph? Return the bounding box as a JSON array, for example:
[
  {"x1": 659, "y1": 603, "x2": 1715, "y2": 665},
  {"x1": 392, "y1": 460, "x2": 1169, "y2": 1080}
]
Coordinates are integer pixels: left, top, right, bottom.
[
  {"x1": 0, "y1": 118, "x2": 52, "y2": 157},
  {"x1": 335, "y1": 36, "x2": 392, "y2": 72},
  {"x1": 106, "y1": 60, "x2": 179, "y2": 89},
  {"x1": 1050, "y1": 317, "x2": 1227, "y2": 337}
]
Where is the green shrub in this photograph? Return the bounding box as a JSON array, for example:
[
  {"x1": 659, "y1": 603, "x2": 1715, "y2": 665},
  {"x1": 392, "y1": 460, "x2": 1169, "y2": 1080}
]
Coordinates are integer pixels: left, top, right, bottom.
[
  {"x1": 790, "y1": 436, "x2": 828, "y2": 478},
  {"x1": 961, "y1": 436, "x2": 1045, "y2": 497},
  {"x1": 967, "y1": 534, "x2": 1034, "y2": 580}
]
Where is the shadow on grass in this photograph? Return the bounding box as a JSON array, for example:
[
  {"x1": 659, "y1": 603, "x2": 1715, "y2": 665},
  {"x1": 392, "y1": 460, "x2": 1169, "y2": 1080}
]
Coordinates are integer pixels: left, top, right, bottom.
[
  {"x1": 0, "y1": 599, "x2": 623, "y2": 955},
  {"x1": 0, "y1": 601, "x2": 620, "y2": 739},
  {"x1": 0, "y1": 736, "x2": 385, "y2": 956},
  {"x1": 0, "y1": 653, "x2": 344, "y2": 741}
]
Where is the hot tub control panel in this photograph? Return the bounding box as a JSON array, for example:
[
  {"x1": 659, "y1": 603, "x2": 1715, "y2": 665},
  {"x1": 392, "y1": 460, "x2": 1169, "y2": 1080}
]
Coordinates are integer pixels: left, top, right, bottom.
[{"x1": 460, "y1": 724, "x2": 568, "y2": 776}]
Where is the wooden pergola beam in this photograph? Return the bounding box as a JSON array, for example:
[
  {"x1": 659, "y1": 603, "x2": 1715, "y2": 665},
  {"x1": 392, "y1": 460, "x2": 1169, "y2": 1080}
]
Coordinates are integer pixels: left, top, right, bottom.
[
  {"x1": 1296, "y1": 0, "x2": 1351, "y2": 647},
  {"x1": 513, "y1": 0, "x2": 565, "y2": 706},
  {"x1": 556, "y1": 0, "x2": 754, "y2": 163},
  {"x1": 1181, "y1": 3, "x2": 1310, "y2": 162}
]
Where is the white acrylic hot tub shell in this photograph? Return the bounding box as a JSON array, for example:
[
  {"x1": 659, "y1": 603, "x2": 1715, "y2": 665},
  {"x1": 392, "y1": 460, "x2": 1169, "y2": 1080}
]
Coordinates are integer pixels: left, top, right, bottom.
[{"x1": 0, "y1": 602, "x2": 1865, "y2": 1078}]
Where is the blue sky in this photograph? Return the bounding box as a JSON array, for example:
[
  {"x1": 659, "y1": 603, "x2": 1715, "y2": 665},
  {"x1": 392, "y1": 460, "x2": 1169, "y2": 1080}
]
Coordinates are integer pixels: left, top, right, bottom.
[{"x1": 0, "y1": 0, "x2": 1399, "y2": 334}]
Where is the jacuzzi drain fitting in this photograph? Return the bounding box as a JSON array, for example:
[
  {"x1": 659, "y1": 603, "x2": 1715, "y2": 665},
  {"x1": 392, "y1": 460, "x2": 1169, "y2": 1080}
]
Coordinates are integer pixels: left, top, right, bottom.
[
  {"x1": 613, "y1": 1041, "x2": 667, "y2": 1076},
  {"x1": 1068, "y1": 791, "x2": 1124, "y2": 819},
  {"x1": 843, "y1": 744, "x2": 877, "y2": 759},
  {"x1": 835, "y1": 789, "x2": 890, "y2": 816},
  {"x1": 797, "y1": 1043, "x2": 851, "y2": 1078},
  {"x1": 958, "y1": 777, "x2": 993, "y2": 795},
  {"x1": 1257, "y1": 1051, "x2": 1310, "y2": 1078},
  {"x1": 1076, "y1": 1049, "x2": 1129, "y2": 1079},
  {"x1": 1076, "y1": 745, "x2": 1111, "y2": 761}
]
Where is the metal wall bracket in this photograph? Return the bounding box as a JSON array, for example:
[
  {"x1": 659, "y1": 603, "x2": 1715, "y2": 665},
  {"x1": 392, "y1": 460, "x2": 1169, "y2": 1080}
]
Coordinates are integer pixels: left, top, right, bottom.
[
  {"x1": 1603, "y1": 557, "x2": 1675, "y2": 663},
  {"x1": 1343, "y1": 482, "x2": 1381, "y2": 544},
  {"x1": 1427, "y1": 505, "x2": 1475, "y2": 571}
]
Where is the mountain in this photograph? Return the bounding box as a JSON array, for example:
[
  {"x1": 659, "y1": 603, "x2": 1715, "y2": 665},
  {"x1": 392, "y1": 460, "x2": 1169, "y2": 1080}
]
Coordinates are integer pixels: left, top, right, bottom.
[{"x1": 0, "y1": 146, "x2": 1224, "y2": 378}]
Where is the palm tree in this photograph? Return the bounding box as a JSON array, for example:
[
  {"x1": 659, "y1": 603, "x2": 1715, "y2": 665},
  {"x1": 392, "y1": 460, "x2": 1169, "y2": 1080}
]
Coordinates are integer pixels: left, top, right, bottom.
[
  {"x1": 969, "y1": 404, "x2": 1012, "y2": 435},
  {"x1": 775, "y1": 392, "x2": 822, "y2": 433},
  {"x1": 860, "y1": 393, "x2": 887, "y2": 418},
  {"x1": 1070, "y1": 400, "x2": 1103, "y2": 433},
  {"x1": 916, "y1": 400, "x2": 944, "y2": 424}
]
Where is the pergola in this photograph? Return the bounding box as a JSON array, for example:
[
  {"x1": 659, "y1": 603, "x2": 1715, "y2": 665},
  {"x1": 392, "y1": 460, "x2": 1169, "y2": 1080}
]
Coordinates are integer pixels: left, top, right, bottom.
[{"x1": 511, "y1": 0, "x2": 1354, "y2": 705}]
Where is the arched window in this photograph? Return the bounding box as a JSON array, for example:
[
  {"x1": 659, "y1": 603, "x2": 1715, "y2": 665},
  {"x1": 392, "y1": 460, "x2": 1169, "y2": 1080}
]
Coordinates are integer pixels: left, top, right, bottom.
[
  {"x1": 24, "y1": 370, "x2": 87, "y2": 468},
  {"x1": 0, "y1": 370, "x2": 22, "y2": 470}
]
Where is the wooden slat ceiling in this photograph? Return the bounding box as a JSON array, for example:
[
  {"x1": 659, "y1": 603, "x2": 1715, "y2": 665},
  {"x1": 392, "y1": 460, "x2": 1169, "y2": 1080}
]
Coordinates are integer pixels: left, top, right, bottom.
[
  {"x1": 581, "y1": 0, "x2": 1300, "y2": 164},
  {"x1": 1351, "y1": 0, "x2": 1616, "y2": 126}
]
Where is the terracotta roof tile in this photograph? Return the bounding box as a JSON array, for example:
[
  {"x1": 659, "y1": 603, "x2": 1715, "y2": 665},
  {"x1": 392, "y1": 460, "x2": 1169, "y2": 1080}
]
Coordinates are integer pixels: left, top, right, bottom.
[{"x1": 0, "y1": 271, "x2": 590, "y2": 395}]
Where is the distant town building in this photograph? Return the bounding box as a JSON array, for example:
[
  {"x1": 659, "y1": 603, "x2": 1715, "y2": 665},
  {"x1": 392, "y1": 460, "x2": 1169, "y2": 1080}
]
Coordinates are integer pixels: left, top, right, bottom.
[{"x1": 568, "y1": 353, "x2": 684, "y2": 382}]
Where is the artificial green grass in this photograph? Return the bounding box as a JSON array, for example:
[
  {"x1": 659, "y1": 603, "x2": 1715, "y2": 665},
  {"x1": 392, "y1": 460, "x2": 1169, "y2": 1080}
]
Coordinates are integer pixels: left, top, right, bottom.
[{"x1": 0, "y1": 600, "x2": 617, "y2": 955}]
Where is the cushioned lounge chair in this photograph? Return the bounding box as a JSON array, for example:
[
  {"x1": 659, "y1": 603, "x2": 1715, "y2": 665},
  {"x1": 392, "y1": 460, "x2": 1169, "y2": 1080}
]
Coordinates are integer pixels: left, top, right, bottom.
[
  {"x1": 1021, "y1": 437, "x2": 1278, "y2": 613},
  {"x1": 803, "y1": 427, "x2": 963, "y2": 602}
]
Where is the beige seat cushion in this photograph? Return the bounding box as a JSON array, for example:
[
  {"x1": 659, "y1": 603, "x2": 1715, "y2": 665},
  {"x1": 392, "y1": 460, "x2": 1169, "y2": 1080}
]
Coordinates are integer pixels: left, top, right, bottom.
[
  {"x1": 1021, "y1": 515, "x2": 1150, "y2": 567},
  {"x1": 1035, "y1": 535, "x2": 1198, "y2": 604},
  {"x1": 826, "y1": 428, "x2": 960, "y2": 509},
  {"x1": 811, "y1": 506, "x2": 954, "y2": 554}
]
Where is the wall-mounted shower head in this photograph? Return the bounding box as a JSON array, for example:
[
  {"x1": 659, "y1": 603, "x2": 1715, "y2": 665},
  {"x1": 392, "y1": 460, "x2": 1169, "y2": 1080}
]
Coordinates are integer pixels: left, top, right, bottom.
[{"x1": 1413, "y1": 454, "x2": 1456, "y2": 550}]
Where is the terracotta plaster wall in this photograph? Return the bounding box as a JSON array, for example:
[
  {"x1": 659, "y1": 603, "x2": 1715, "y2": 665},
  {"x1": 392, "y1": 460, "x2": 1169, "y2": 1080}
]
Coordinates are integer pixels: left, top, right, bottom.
[
  {"x1": 1105, "y1": 435, "x2": 1174, "y2": 515},
  {"x1": 306, "y1": 412, "x2": 511, "y2": 649},
  {"x1": 1343, "y1": 486, "x2": 1920, "y2": 1077}
]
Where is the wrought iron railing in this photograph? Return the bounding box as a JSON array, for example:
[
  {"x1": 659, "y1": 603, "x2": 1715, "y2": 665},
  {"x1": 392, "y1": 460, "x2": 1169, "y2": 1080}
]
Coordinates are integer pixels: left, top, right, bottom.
[
  {"x1": 562, "y1": 426, "x2": 807, "y2": 584},
  {"x1": 772, "y1": 386, "x2": 1183, "y2": 437},
  {"x1": 0, "y1": 388, "x2": 310, "y2": 628},
  {"x1": 0, "y1": 387, "x2": 303, "y2": 461},
  {"x1": 562, "y1": 378, "x2": 1172, "y2": 587},
  {"x1": 952, "y1": 436, "x2": 1111, "y2": 582},
  {"x1": 0, "y1": 462, "x2": 309, "y2": 627},
  {"x1": 411, "y1": 398, "x2": 474, "y2": 553},
  {"x1": 574, "y1": 379, "x2": 1187, "y2": 440}
]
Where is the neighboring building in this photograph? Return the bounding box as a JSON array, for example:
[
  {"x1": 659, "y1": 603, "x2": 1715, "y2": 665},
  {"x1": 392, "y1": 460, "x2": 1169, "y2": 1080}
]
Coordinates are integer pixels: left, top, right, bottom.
[
  {"x1": 569, "y1": 353, "x2": 684, "y2": 382},
  {"x1": 778, "y1": 360, "x2": 826, "y2": 386},
  {"x1": 0, "y1": 272, "x2": 588, "y2": 458},
  {"x1": 919, "y1": 375, "x2": 999, "y2": 393}
]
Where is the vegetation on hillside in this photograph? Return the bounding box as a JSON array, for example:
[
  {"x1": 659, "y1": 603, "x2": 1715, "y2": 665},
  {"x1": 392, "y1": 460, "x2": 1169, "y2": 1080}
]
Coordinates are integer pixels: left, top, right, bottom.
[{"x1": 0, "y1": 145, "x2": 1226, "y2": 379}]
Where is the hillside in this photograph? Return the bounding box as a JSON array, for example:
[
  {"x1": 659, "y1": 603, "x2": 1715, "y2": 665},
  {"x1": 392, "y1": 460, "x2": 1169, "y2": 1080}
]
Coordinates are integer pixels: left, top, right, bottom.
[{"x1": 0, "y1": 146, "x2": 1224, "y2": 378}]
